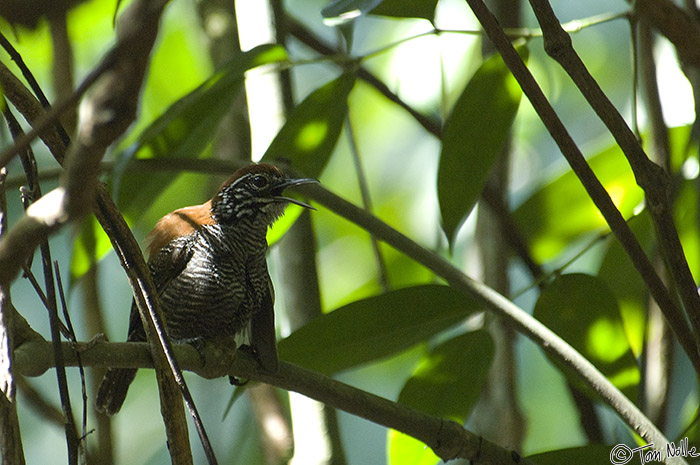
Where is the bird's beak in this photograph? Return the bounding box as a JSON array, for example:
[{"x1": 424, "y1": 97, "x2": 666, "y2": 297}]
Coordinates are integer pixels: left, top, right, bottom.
[{"x1": 273, "y1": 177, "x2": 319, "y2": 210}]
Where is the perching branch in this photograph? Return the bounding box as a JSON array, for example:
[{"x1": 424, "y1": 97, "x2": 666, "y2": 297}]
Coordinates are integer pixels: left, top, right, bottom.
[{"x1": 14, "y1": 339, "x2": 533, "y2": 465}]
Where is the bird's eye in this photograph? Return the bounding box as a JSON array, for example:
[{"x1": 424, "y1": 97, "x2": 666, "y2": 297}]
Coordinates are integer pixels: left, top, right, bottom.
[{"x1": 251, "y1": 175, "x2": 269, "y2": 189}]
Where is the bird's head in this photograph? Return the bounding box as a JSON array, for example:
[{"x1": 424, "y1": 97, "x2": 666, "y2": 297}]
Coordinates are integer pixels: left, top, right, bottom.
[{"x1": 211, "y1": 163, "x2": 317, "y2": 226}]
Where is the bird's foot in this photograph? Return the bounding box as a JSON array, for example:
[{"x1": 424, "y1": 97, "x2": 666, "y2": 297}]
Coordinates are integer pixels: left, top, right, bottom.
[
  {"x1": 227, "y1": 344, "x2": 258, "y2": 386},
  {"x1": 175, "y1": 336, "x2": 207, "y2": 365}
]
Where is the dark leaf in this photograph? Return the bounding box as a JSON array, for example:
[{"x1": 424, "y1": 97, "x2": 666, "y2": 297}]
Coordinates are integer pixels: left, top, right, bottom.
[
  {"x1": 113, "y1": 44, "x2": 288, "y2": 218},
  {"x1": 533, "y1": 273, "x2": 639, "y2": 400},
  {"x1": 527, "y1": 445, "x2": 614, "y2": 465},
  {"x1": 398, "y1": 330, "x2": 493, "y2": 420},
  {"x1": 438, "y1": 47, "x2": 526, "y2": 243},
  {"x1": 278, "y1": 285, "x2": 478, "y2": 374},
  {"x1": 370, "y1": 0, "x2": 439, "y2": 21},
  {"x1": 262, "y1": 73, "x2": 355, "y2": 178}
]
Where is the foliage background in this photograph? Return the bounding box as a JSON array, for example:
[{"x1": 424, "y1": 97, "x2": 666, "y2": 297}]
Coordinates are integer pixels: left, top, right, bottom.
[{"x1": 0, "y1": 0, "x2": 697, "y2": 464}]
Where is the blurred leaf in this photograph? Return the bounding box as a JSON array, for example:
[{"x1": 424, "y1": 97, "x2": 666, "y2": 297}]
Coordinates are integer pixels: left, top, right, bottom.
[
  {"x1": 438, "y1": 47, "x2": 526, "y2": 243},
  {"x1": 533, "y1": 273, "x2": 639, "y2": 399},
  {"x1": 113, "y1": 44, "x2": 288, "y2": 218},
  {"x1": 598, "y1": 212, "x2": 654, "y2": 357},
  {"x1": 278, "y1": 285, "x2": 478, "y2": 374},
  {"x1": 370, "y1": 0, "x2": 439, "y2": 20},
  {"x1": 666, "y1": 124, "x2": 692, "y2": 174},
  {"x1": 397, "y1": 331, "x2": 493, "y2": 420},
  {"x1": 675, "y1": 178, "x2": 700, "y2": 279},
  {"x1": 527, "y1": 445, "x2": 614, "y2": 464},
  {"x1": 514, "y1": 143, "x2": 644, "y2": 262},
  {"x1": 70, "y1": 215, "x2": 114, "y2": 282},
  {"x1": 0, "y1": 0, "x2": 86, "y2": 27},
  {"x1": 262, "y1": 73, "x2": 355, "y2": 178},
  {"x1": 267, "y1": 205, "x2": 304, "y2": 247},
  {"x1": 388, "y1": 430, "x2": 440, "y2": 465}
]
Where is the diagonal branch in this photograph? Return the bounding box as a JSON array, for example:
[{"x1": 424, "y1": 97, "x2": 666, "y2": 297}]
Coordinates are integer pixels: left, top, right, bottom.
[
  {"x1": 461, "y1": 0, "x2": 700, "y2": 379},
  {"x1": 527, "y1": 0, "x2": 700, "y2": 367}
]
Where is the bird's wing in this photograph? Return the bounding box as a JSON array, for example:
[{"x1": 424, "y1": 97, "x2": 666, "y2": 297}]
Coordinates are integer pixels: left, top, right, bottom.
[
  {"x1": 125, "y1": 236, "x2": 195, "y2": 342},
  {"x1": 249, "y1": 273, "x2": 279, "y2": 373}
]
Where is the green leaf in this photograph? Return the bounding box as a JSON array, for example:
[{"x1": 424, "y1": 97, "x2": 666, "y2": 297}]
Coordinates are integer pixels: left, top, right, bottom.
[
  {"x1": 438, "y1": 47, "x2": 526, "y2": 243},
  {"x1": 370, "y1": 0, "x2": 439, "y2": 21},
  {"x1": 278, "y1": 285, "x2": 478, "y2": 374},
  {"x1": 262, "y1": 73, "x2": 355, "y2": 178},
  {"x1": 388, "y1": 431, "x2": 440, "y2": 465},
  {"x1": 70, "y1": 215, "x2": 115, "y2": 282},
  {"x1": 388, "y1": 331, "x2": 492, "y2": 465},
  {"x1": 598, "y1": 212, "x2": 654, "y2": 358},
  {"x1": 399, "y1": 330, "x2": 492, "y2": 420},
  {"x1": 533, "y1": 273, "x2": 639, "y2": 399},
  {"x1": 513, "y1": 143, "x2": 644, "y2": 262},
  {"x1": 527, "y1": 445, "x2": 614, "y2": 465},
  {"x1": 113, "y1": 44, "x2": 288, "y2": 218}
]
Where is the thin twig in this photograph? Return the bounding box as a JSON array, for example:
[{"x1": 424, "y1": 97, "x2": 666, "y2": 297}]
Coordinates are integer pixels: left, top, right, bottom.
[
  {"x1": 345, "y1": 113, "x2": 390, "y2": 291},
  {"x1": 2, "y1": 104, "x2": 80, "y2": 464},
  {"x1": 55, "y1": 262, "x2": 89, "y2": 461},
  {"x1": 286, "y1": 15, "x2": 442, "y2": 138},
  {"x1": 0, "y1": 165, "x2": 26, "y2": 464}
]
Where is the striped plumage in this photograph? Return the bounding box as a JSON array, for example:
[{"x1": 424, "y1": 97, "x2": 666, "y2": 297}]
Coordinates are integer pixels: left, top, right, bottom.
[{"x1": 96, "y1": 163, "x2": 316, "y2": 416}]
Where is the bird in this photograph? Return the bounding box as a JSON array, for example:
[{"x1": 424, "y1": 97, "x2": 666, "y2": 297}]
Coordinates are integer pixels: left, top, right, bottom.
[{"x1": 95, "y1": 163, "x2": 317, "y2": 416}]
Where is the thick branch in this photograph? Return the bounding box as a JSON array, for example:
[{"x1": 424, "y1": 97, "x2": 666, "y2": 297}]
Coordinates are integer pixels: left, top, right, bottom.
[{"x1": 14, "y1": 340, "x2": 531, "y2": 465}]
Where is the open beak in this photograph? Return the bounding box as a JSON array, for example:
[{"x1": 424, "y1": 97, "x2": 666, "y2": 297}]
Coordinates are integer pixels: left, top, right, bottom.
[{"x1": 273, "y1": 177, "x2": 319, "y2": 210}]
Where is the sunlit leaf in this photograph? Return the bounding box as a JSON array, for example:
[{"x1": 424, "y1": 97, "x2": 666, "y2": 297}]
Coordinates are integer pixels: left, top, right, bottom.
[
  {"x1": 598, "y1": 212, "x2": 654, "y2": 357},
  {"x1": 438, "y1": 47, "x2": 526, "y2": 243},
  {"x1": 388, "y1": 431, "x2": 440, "y2": 465},
  {"x1": 70, "y1": 215, "x2": 115, "y2": 282},
  {"x1": 388, "y1": 331, "x2": 492, "y2": 465},
  {"x1": 278, "y1": 285, "x2": 478, "y2": 374},
  {"x1": 513, "y1": 143, "x2": 644, "y2": 262},
  {"x1": 527, "y1": 445, "x2": 614, "y2": 464},
  {"x1": 533, "y1": 273, "x2": 639, "y2": 399},
  {"x1": 398, "y1": 331, "x2": 492, "y2": 420},
  {"x1": 370, "y1": 0, "x2": 439, "y2": 21},
  {"x1": 262, "y1": 73, "x2": 355, "y2": 178},
  {"x1": 113, "y1": 44, "x2": 288, "y2": 218}
]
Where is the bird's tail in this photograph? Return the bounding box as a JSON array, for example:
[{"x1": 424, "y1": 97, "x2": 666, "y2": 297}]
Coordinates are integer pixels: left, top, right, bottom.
[{"x1": 95, "y1": 368, "x2": 137, "y2": 416}]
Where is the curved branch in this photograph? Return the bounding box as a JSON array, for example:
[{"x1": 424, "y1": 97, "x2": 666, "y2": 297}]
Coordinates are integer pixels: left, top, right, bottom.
[{"x1": 301, "y1": 182, "x2": 683, "y2": 463}]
